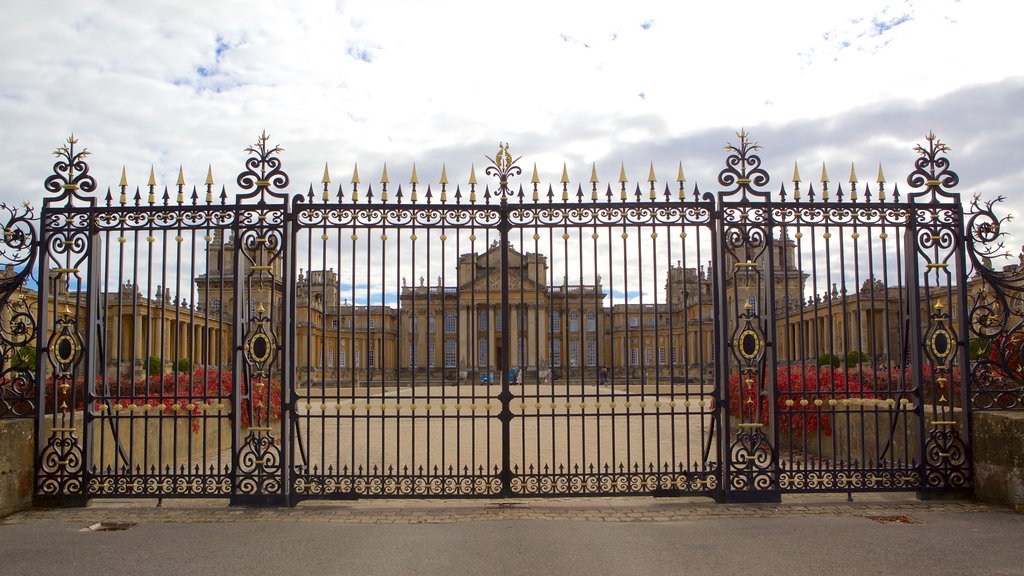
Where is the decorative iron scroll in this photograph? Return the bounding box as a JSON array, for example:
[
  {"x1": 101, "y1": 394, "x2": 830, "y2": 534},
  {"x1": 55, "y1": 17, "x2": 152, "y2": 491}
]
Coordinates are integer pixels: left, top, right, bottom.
[
  {"x1": 965, "y1": 193, "x2": 1024, "y2": 410},
  {"x1": 0, "y1": 202, "x2": 38, "y2": 418}
]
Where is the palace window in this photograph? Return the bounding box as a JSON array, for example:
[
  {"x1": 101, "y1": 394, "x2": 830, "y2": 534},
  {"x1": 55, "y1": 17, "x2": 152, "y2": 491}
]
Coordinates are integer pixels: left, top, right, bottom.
[
  {"x1": 428, "y1": 313, "x2": 436, "y2": 333},
  {"x1": 211, "y1": 298, "x2": 221, "y2": 314},
  {"x1": 478, "y1": 338, "x2": 489, "y2": 366},
  {"x1": 327, "y1": 348, "x2": 334, "y2": 367},
  {"x1": 444, "y1": 311, "x2": 457, "y2": 333},
  {"x1": 569, "y1": 340, "x2": 579, "y2": 367},
  {"x1": 478, "y1": 309, "x2": 488, "y2": 330},
  {"x1": 630, "y1": 347, "x2": 639, "y2": 366},
  {"x1": 444, "y1": 339, "x2": 457, "y2": 368},
  {"x1": 428, "y1": 339, "x2": 436, "y2": 368},
  {"x1": 368, "y1": 318, "x2": 376, "y2": 330},
  {"x1": 368, "y1": 344, "x2": 376, "y2": 368},
  {"x1": 569, "y1": 312, "x2": 579, "y2": 332},
  {"x1": 645, "y1": 348, "x2": 653, "y2": 366},
  {"x1": 410, "y1": 341, "x2": 418, "y2": 367},
  {"x1": 658, "y1": 347, "x2": 666, "y2": 365},
  {"x1": 586, "y1": 339, "x2": 597, "y2": 367},
  {"x1": 550, "y1": 311, "x2": 561, "y2": 333},
  {"x1": 648, "y1": 317, "x2": 656, "y2": 328},
  {"x1": 629, "y1": 316, "x2": 639, "y2": 328},
  {"x1": 340, "y1": 345, "x2": 347, "y2": 368},
  {"x1": 586, "y1": 311, "x2": 596, "y2": 332},
  {"x1": 550, "y1": 339, "x2": 561, "y2": 366}
]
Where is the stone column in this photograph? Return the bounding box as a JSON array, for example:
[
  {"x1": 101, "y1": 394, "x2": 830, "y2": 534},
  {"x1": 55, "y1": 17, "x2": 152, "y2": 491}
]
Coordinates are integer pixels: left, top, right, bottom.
[
  {"x1": 527, "y1": 305, "x2": 537, "y2": 370},
  {"x1": 510, "y1": 304, "x2": 519, "y2": 367},
  {"x1": 488, "y1": 305, "x2": 496, "y2": 368}
]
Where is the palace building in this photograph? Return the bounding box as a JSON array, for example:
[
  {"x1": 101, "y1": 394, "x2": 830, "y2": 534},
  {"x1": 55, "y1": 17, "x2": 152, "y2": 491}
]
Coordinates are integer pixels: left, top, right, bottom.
[{"x1": 4, "y1": 231, "x2": 970, "y2": 384}]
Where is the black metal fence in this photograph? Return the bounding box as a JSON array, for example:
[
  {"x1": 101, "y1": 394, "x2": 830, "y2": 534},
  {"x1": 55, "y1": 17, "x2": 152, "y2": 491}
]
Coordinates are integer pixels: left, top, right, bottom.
[{"x1": 0, "y1": 130, "x2": 1015, "y2": 504}]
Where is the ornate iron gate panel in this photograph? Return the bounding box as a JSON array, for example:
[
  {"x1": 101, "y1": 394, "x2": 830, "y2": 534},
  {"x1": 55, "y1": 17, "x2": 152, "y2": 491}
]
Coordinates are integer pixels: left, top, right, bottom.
[{"x1": 23, "y1": 130, "x2": 979, "y2": 504}]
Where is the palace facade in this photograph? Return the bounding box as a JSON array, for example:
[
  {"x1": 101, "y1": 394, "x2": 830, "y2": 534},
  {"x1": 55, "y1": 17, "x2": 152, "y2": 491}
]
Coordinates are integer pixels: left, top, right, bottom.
[{"x1": 4, "y1": 232, "x2": 973, "y2": 383}]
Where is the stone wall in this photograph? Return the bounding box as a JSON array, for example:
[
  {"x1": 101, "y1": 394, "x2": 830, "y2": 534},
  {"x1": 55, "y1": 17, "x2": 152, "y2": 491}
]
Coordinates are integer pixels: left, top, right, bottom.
[
  {"x1": 0, "y1": 419, "x2": 34, "y2": 518},
  {"x1": 972, "y1": 411, "x2": 1024, "y2": 512}
]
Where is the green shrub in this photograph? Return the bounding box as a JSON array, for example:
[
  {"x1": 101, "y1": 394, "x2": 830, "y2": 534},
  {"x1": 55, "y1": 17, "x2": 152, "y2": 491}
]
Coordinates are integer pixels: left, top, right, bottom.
[
  {"x1": 147, "y1": 355, "x2": 164, "y2": 375},
  {"x1": 846, "y1": 350, "x2": 866, "y2": 366},
  {"x1": 174, "y1": 357, "x2": 192, "y2": 373},
  {"x1": 817, "y1": 353, "x2": 840, "y2": 368}
]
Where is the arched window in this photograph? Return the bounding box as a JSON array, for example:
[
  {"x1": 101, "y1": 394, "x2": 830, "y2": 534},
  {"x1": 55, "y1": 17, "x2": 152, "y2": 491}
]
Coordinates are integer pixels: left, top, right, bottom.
[
  {"x1": 586, "y1": 311, "x2": 596, "y2": 332},
  {"x1": 444, "y1": 311, "x2": 457, "y2": 333},
  {"x1": 569, "y1": 311, "x2": 579, "y2": 332}
]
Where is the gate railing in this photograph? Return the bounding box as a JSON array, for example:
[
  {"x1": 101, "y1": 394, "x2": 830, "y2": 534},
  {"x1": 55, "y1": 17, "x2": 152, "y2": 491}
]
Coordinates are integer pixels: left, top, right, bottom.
[{"x1": 3, "y1": 130, "x2": 1013, "y2": 505}]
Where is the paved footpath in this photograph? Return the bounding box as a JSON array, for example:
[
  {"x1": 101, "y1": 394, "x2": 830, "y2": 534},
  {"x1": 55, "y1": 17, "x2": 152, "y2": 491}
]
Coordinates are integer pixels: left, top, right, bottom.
[{"x1": 2, "y1": 495, "x2": 1022, "y2": 576}]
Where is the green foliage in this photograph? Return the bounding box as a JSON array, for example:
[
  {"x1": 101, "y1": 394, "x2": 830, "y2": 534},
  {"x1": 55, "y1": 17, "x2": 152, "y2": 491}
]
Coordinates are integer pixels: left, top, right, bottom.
[
  {"x1": 969, "y1": 339, "x2": 988, "y2": 361},
  {"x1": 846, "y1": 350, "x2": 866, "y2": 366},
  {"x1": 147, "y1": 355, "x2": 164, "y2": 376},
  {"x1": 817, "y1": 353, "x2": 841, "y2": 368},
  {"x1": 174, "y1": 357, "x2": 192, "y2": 373},
  {"x1": 10, "y1": 345, "x2": 36, "y2": 372}
]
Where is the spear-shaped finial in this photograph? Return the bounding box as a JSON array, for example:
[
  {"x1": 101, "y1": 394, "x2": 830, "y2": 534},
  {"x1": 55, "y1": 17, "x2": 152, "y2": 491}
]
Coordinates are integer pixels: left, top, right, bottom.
[
  {"x1": 380, "y1": 163, "x2": 389, "y2": 202},
  {"x1": 531, "y1": 163, "x2": 539, "y2": 203},
  {"x1": 820, "y1": 162, "x2": 829, "y2": 201},
  {"x1": 848, "y1": 162, "x2": 858, "y2": 201},
  {"x1": 119, "y1": 166, "x2": 128, "y2": 205},
  {"x1": 877, "y1": 163, "x2": 886, "y2": 201},
  {"x1": 792, "y1": 162, "x2": 801, "y2": 201},
  {"x1": 677, "y1": 162, "x2": 685, "y2": 201},
  {"x1": 205, "y1": 165, "x2": 214, "y2": 204},
  {"x1": 176, "y1": 166, "x2": 185, "y2": 204},
  {"x1": 560, "y1": 163, "x2": 569, "y2": 202},
  {"x1": 648, "y1": 162, "x2": 656, "y2": 200},
  {"x1": 410, "y1": 163, "x2": 418, "y2": 202},
  {"x1": 618, "y1": 162, "x2": 627, "y2": 201},
  {"x1": 469, "y1": 164, "x2": 477, "y2": 203},
  {"x1": 351, "y1": 162, "x2": 360, "y2": 203},
  {"x1": 322, "y1": 162, "x2": 331, "y2": 201},
  {"x1": 440, "y1": 163, "x2": 448, "y2": 203}
]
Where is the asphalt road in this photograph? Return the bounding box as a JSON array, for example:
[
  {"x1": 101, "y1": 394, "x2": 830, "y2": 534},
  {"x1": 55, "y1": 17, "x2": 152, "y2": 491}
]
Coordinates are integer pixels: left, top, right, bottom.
[{"x1": 2, "y1": 507, "x2": 1021, "y2": 576}]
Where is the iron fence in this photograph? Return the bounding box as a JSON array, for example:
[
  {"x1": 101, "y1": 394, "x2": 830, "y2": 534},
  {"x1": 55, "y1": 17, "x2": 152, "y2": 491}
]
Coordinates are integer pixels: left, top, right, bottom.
[{"x1": 0, "y1": 130, "x2": 1012, "y2": 504}]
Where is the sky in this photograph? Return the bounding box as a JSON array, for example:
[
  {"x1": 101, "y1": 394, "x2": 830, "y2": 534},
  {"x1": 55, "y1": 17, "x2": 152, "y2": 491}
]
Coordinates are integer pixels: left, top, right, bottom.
[{"x1": 1, "y1": 0, "x2": 1021, "y2": 304}]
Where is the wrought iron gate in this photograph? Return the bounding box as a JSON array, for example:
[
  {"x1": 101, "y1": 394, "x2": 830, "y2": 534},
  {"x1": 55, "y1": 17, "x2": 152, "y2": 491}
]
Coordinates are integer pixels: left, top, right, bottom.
[{"x1": 11, "y1": 130, "x2": 983, "y2": 505}]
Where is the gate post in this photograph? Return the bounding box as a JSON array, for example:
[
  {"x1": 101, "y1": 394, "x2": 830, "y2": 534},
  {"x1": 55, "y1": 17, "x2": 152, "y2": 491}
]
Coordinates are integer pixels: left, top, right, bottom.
[
  {"x1": 230, "y1": 132, "x2": 290, "y2": 506},
  {"x1": 714, "y1": 131, "x2": 781, "y2": 503},
  {"x1": 34, "y1": 137, "x2": 96, "y2": 507},
  {"x1": 905, "y1": 133, "x2": 972, "y2": 498},
  {"x1": 487, "y1": 143, "x2": 521, "y2": 496}
]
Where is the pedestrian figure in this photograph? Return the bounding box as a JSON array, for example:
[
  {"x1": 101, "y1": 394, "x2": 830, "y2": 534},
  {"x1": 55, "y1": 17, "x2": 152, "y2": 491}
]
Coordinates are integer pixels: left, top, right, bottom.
[{"x1": 598, "y1": 366, "x2": 608, "y2": 386}]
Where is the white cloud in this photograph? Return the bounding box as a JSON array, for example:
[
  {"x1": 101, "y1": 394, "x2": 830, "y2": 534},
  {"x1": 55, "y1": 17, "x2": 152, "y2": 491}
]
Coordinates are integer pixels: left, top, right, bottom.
[{"x1": 0, "y1": 0, "x2": 1020, "y2": 257}]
